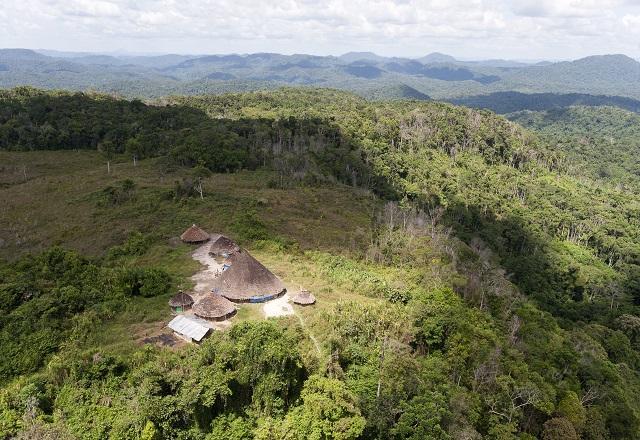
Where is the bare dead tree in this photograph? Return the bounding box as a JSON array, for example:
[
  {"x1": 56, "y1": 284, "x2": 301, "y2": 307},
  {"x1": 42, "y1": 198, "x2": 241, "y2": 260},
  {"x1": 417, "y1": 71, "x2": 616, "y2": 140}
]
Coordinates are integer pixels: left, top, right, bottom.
[
  {"x1": 472, "y1": 347, "x2": 502, "y2": 392},
  {"x1": 508, "y1": 315, "x2": 522, "y2": 345},
  {"x1": 427, "y1": 205, "x2": 445, "y2": 239},
  {"x1": 580, "y1": 387, "x2": 600, "y2": 407},
  {"x1": 489, "y1": 384, "x2": 541, "y2": 424},
  {"x1": 608, "y1": 282, "x2": 623, "y2": 310},
  {"x1": 376, "y1": 335, "x2": 388, "y2": 399},
  {"x1": 195, "y1": 178, "x2": 204, "y2": 199}
]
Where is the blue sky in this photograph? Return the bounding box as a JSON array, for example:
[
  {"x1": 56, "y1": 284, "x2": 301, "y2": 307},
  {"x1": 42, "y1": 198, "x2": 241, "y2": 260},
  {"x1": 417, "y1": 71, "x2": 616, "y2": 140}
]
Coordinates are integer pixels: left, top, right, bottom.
[{"x1": 2, "y1": 0, "x2": 640, "y2": 60}]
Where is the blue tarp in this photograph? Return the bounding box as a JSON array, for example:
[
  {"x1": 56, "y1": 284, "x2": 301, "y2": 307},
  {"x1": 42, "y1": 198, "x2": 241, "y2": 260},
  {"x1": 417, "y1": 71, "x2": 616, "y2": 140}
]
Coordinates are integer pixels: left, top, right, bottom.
[{"x1": 249, "y1": 294, "x2": 276, "y2": 303}]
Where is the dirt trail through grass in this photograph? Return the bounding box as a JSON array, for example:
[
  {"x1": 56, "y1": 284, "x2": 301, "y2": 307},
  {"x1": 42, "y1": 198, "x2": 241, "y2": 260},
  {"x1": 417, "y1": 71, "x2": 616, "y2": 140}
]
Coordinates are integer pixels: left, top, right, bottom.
[
  {"x1": 293, "y1": 311, "x2": 322, "y2": 356},
  {"x1": 185, "y1": 244, "x2": 232, "y2": 330},
  {"x1": 190, "y1": 244, "x2": 223, "y2": 298}
]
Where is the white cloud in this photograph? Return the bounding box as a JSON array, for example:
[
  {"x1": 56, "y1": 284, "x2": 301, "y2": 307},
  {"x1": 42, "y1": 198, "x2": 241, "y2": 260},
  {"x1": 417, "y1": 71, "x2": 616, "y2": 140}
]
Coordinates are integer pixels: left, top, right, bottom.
[
  {"x1": 511, "y1": 0, "x2": 623, "y2": 18},
  {"x1": 62, "y1": 0, "x2": 122, "y2": 18},
  {"x1": 1, "y1": 0, "x2": 640, "y2": 59},
  {"x1": 623, "y1": 13, "x2": 640, "y2": 28}
]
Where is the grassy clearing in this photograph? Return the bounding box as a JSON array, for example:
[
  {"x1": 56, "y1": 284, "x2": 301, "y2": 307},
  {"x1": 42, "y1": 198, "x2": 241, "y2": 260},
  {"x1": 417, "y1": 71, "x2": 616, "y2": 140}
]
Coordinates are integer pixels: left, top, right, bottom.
[
  {"x1": 76, "y1": 243, "x2": 404, "y2": 357},
  {"x1": 0, "y1": 151, "x2": 377, "y2": 260},
  {"x1": 0, "y1": 151, "x2": 392, "y2": 356}
]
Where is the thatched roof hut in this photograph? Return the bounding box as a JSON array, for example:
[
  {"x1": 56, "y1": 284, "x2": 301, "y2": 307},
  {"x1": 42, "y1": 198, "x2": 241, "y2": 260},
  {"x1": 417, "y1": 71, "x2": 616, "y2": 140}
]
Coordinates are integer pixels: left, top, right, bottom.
[
  {"x1": 212, "y1": 249, "x2": 286, "y2": 302},
  {"x1": 293, "y1": 289, "x2": 316, "y2": 306},
  {"x1": 209, "y1": 235, "x2": 240, "y2": 257},
  {"x1": 193, "y1": 294, "x2": 237, "y2": 321},
  {"x1": 168, "y1": 291, "x2": 194, "y2": 313},
  {"x1": 180, "y1": 224, "x2": 210, "y2": 244}
]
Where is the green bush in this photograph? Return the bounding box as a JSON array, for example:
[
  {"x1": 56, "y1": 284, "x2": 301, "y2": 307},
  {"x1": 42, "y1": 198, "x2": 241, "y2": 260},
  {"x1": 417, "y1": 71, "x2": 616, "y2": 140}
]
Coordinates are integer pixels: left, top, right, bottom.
[{"x1": 231, "y1": 210, "x2": 270, "y2": 242}]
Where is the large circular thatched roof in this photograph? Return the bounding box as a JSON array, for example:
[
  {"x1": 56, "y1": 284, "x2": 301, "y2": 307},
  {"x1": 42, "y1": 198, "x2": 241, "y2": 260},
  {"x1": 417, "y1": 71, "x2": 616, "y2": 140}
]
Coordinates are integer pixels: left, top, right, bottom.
[
  {"x1": 293, "y1": 290, "x2": 316, "y2": 305},
  {"x1": 193, "y1": 294, "x2": 236, "y2": 320},
  {"x1": 181, "y1": 224, "x2": 210, "y2": 243},
  {"x1": 209, "y1": 235, "x2": 240, "y2": 256},
  {"x1": 212, "y1": 249, "x2": 285, "y2": 302},
  {"x1": 168, "y1": 291, "x2": 194, "y2": 307}
]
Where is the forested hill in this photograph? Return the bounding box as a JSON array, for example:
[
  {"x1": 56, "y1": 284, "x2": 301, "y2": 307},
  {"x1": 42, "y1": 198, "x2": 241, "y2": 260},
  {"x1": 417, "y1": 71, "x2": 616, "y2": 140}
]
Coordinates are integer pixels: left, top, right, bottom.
[
  {"x1": 449, "y1": 92, "x2": 640, "y2": 115},
  {"x1": 1, "y1": 87, "x2": 640, "y2": 439},
  {"x1": 509, "y1": 106, "x2": 640, "y2": 187}
]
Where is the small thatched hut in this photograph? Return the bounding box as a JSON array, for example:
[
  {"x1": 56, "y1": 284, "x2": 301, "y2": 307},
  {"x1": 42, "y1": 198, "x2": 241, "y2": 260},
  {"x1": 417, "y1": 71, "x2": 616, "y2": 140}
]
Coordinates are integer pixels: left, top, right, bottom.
[
  {"x1": 292, "y1": 289, "x2": 316, "y2": 306},
  {"x1": 193, "y1": 294, "x2": 237, "y2": 321},
  {"x1": 168, "y1": 290, "x2": 194, "y2": 313},
  {"x1": 212, "y1": 249, "x2": 286, "y2": 303},
  {"x1": 209, "y1": 235, "x2": 240, "y2": 257},
  {"x1": 180, "y1": 224, "x2": 210, "y2": 244}
]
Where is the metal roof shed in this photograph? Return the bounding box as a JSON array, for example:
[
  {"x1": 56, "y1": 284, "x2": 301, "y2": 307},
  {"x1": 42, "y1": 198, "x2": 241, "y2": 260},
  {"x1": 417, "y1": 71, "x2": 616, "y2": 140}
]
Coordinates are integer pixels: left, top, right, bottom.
[{"x1": 168, "y1": 315, "x2": 211, "y2": 343}]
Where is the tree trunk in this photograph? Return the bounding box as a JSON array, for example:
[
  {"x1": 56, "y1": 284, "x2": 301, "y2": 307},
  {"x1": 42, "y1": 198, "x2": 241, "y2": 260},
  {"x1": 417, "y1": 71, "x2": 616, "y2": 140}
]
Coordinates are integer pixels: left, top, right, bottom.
[
  {"x1": 196, "y1": 180, "x2": 204, "y2": 199},
  {"x1": 376, "y1": 335, "x2": 388, "y2": 399}
]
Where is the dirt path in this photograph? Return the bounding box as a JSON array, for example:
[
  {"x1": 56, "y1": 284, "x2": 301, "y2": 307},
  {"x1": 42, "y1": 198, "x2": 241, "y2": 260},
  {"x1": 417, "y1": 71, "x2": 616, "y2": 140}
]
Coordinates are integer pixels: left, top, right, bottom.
[
  {"x1": 185, "y1": 244, "x2": 232, "y2": 330},
  {"x1": 293, "y1": 311, "x2": 322, "y2": 355},
  {"x1": 263, "y1": 291, "x2": 321, "y2": 356},
  {"x1": 190, "y1": 244, "x2": 223, "y2": 299}
]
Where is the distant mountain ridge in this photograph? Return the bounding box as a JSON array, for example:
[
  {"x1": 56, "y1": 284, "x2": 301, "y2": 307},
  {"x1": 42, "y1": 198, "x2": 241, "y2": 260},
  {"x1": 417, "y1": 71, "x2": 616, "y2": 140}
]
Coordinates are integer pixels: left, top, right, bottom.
[
  {"x1": 417, "y1": 52, "x2": 458, "y2": 63},
  {"x1": 1, "y1": 49, "x2": 640, "y2": 104}
]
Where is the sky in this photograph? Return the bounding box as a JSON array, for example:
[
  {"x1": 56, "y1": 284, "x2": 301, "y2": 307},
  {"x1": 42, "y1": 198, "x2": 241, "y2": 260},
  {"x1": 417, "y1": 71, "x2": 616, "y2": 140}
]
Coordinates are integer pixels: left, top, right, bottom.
[{"x1": 2, "y1": 0, "x2": 640, "y2": 60}]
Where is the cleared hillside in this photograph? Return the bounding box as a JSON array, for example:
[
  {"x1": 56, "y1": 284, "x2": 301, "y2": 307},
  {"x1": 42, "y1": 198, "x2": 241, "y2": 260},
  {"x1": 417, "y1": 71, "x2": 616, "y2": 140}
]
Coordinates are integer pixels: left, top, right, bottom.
[{"x1": 1, "y1": 89, "x2": 639, "y2": 439}]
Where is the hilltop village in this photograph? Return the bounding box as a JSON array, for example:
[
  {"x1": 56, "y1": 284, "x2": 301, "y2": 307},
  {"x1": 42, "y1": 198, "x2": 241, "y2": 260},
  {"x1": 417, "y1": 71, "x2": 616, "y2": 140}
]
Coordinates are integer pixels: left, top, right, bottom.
[{"x1": 167, "y1": 225, "x2": 316, "y2": 343}]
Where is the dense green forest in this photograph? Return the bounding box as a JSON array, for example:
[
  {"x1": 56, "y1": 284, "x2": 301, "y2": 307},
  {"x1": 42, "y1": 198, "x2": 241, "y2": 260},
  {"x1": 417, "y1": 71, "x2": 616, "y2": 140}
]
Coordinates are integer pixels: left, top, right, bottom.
[
  {"x1": 1, "y1": 87, "x2": 640, "y2": 439},
  {"x1": 449, "y1": 92, "x2": 640, "y2": 115},
  {"x1": 509, "y1": 106, "x2": 640, "y2": 187}
]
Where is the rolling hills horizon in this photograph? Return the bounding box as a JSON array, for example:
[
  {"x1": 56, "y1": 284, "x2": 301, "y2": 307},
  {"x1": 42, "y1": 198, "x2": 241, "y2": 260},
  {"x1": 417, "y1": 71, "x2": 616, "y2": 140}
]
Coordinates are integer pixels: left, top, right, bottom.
[{"x1": 2, "y1": 48, "x2": 640, "y2": 106}]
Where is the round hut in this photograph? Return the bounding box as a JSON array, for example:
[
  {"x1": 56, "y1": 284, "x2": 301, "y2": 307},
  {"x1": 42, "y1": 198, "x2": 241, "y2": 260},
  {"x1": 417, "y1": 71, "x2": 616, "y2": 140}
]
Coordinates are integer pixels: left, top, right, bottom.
[
  {"x1": 193, "y1": 294, "x2": 237, "y2": 321},
  {"x1": 168, "y1": 291, "x2": 194, "y2": 313},
  {"x1": 209, "y1": 235, "x2": 240, "y2": 258},
  {"x1": 292, "y1": 289, "x2": 316, "y2": 306},
  {"x1": 180, "y1": 224, "x2": 210, "y2": 244},
  {"x1": 212, "y1": 249, "x2": 286, "y2": 303}
]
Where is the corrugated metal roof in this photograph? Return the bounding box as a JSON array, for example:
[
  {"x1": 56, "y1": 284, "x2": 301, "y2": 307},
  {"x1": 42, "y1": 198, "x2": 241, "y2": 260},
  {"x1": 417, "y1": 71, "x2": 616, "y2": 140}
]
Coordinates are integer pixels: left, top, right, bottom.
[{"x1": 168, "y1": 315, "x2": 211, "y2": 342}]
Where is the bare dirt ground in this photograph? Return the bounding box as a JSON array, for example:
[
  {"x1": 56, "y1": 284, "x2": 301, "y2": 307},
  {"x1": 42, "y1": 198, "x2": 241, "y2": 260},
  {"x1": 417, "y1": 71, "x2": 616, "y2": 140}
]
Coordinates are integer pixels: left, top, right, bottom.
[
  {"x1": 142, "y1": 333, "x2": 180, "y2": 347},
  {"x1": 263, "y1": 292, "x2": 295, "y2": 318},
  {"x1": 135, "y1": 321, "x2": 186, "y2": 349},
  {"x1": 190, "y1": 243, "x2": 224, "y2": 297},
  {"x1": 183, "y1": 243, "x2": 233, "y2": 330}
]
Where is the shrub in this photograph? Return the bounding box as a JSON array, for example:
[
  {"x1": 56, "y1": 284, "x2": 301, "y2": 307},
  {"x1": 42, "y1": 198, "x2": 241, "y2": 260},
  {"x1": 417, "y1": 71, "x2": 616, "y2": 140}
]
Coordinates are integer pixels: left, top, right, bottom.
[{"x1": 542, "y1": 417, "x2": 579, "y2": 440}]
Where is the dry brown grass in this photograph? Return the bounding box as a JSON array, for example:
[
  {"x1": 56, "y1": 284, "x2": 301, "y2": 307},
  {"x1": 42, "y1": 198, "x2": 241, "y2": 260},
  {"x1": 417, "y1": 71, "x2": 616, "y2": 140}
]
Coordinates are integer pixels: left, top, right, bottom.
[
  {"x1": 0, "y1": 150, "x2": 386, "y2": 356},
  {"x1": 0, "y1": 151, "x2": 378, "y2": 261}
]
